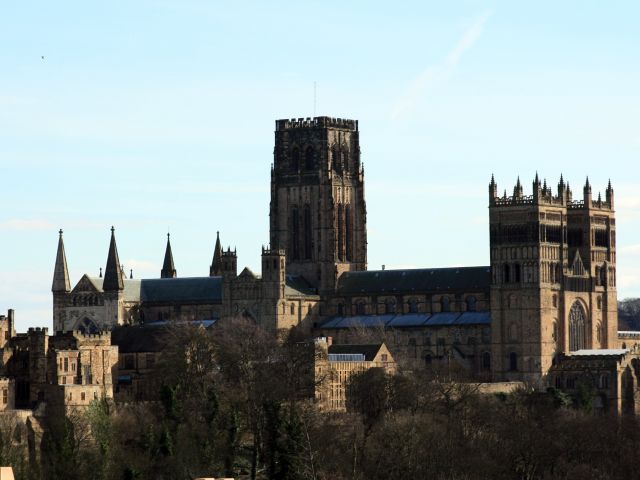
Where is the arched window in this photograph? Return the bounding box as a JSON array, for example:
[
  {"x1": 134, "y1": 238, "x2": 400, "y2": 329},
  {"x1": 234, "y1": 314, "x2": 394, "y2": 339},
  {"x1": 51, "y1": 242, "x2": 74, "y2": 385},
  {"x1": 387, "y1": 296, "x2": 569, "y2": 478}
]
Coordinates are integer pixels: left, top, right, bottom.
[
  {"x1": 290, "y1": 303, "x2": 295, "y2": 315},
  {"x1": 552, "y1": 294, "x2": 558, "y2": 308},
  {"x1": 337, "y1": 204, "x2": 344, "y2": 261},
  {"x1": 514, "y1": 263, "x2": 521, "y2": 283},
  {"x1": 291, "y1": 148, "x2": 300, "y2": 172},
  {"x1": 569, "y1": 301, "x2": 587, "y2": 351},
  {"x1": 509, "y1": 323, "x2": 518, "y2": 342},
  {"x1": 441, "y1": 297, "x2": 450, "y2": 312},
  {"x1": 332, "y1": 146, "x2": 341, "y2": 174},
  {"x1": 356, "y1": 302, "x2": 365, "y2": 315},
  {"x1": 304, "y1": 146, "x2": 315, "y2": 171},
  {"x1": 385, "y1": 298, "x2": 396, "y2": 314},
  {"x1": 599, "y1": 373, "x2": 609, "y2": 389},
  {"x1": 345, "y1": 205, "x2": 352, "y2": 261},
  {"x1": 503, "y1": 264, "x2": 510, "y2": 283},
  {"x1": 291, "y1": 207, "x2": 300, "y2": 260},
  {"x1": 408, "y1": 299, "x2": 418, "y2": 313},
  {"x1": 555, "y1": 376, "x2": 563, "y2": 388},
  {"x1": 509, "y1": 352, "x2": 518, "y2": 372},
  {"x1": 482, "y1": 352, "x2": 491, "y2": 371},
  {"x1": 552, "y1": 321, "x2": 558, "y2": 343},
  {"x1": 424, "y1": 352, "x2": 432, "y2": 365},
  {"x1": 466, "y1": 296, "x2": 477, "y2": 312},
  {"x1": 597, "y1": 296, "x2": 602, "y2": 310},
  {"x1": 303, "y1": 204, "x2": 312, "y2": 260}
]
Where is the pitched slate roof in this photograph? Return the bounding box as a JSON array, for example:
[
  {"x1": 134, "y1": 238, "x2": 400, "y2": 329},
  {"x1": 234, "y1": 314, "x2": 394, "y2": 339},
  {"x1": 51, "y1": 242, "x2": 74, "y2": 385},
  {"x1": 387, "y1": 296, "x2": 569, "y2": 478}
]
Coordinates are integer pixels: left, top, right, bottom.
[
  {"x1": 336, "y1": 266, "x2": 491, "y2": 295},
  {"x1": 140, "y1": 277, "x2": 222, "y2": 304},
  {"x1": 320, "y1": 312, "x2": 491, "y2": 329},
  {"x1": 285, "y1": 275, "x2": 318, "y2": 297},
  {"x1": 328, "y1": 343, "x2": 383, "y2": 361},
  {"x1": 87, "y1": 278, "x2": 141, "y2": 302}
]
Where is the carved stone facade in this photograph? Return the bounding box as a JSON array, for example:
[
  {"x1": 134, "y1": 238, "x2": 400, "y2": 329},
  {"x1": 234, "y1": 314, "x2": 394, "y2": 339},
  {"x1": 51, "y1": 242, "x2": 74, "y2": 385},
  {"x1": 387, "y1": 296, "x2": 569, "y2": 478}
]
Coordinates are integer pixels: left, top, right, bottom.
[
  {"x1": 47, "y1": 116, "x2": 622, "y2": 392},
  {"x1": 489, "y1": 175, "x2": 617, "y2": 385}
]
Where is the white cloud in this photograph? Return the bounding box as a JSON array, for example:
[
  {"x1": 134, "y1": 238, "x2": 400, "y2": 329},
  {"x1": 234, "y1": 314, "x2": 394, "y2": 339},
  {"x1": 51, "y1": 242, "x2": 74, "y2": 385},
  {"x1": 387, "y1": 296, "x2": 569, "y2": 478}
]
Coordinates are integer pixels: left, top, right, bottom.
[
  {"x1": 391, "y1": 10, "x2": 492, "y2": 119},
  {"x1": 0, "y1": 219, "x2": 54, "y2": 231}
]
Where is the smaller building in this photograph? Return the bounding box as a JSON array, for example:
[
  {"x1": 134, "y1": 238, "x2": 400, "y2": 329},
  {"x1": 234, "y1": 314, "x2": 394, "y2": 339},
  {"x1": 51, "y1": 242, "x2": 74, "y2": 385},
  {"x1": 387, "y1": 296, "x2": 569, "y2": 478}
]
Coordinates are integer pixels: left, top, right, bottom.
[
  {"x1": 314, "y1": 337, "x2": 396, "y2": 411},
  {"x1": 549, "y1": 347, "x2": 640, "y2": 415}
]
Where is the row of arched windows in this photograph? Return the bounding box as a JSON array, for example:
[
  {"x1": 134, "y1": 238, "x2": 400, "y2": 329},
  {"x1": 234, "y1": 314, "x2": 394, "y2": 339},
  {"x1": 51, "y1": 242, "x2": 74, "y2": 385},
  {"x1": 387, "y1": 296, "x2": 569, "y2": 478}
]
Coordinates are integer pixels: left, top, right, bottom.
[
  {"x1": 290, "y1": 205, "x2": 313, "y2": 261},
  {"x1": 290, "y1": 146, "x2": 316, "y2": 172},
  {"x1": 287, "y1": 144, "x2": 357, "y2": 175},
  {"x1": 340, "y1": 296, "x2": 478, "y2": 316},
  {"x1": 72, "y1": 295, "x2": 103, "y2": 307}
]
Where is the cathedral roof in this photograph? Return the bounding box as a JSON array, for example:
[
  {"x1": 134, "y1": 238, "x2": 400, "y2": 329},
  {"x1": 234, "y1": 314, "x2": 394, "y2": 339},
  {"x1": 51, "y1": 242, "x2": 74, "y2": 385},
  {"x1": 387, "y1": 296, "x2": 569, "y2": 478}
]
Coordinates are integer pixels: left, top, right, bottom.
[
  {"x1": 336, "y1": 266, "x2": 491, "y2": 295},
  {"x1": 320, "y1": 311, "x2": 491, "y2": 329},
  {"x1": 328, "y1": 343, "x2": 384, "y2": 362},
  {"x1": 285, "y1": 275, "x2": 317, "y2": 297},
  {"x1": 85, "y1": 277, "x2": 141, "y2": 302},
  {"x1": 140, "y1": 277, "x2": 222, "y2": 304}
]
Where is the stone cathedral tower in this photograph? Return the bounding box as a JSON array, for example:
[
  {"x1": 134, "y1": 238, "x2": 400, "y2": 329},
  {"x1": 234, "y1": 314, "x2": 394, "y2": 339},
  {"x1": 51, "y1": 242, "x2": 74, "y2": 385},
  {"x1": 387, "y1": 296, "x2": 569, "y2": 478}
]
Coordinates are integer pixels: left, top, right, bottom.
[
  {"x1": 489, "y1": 175, "x2": 617, "y2": 384},
  {"x1": 270, "y1": 117, "x2": 367, "y2": 293}
]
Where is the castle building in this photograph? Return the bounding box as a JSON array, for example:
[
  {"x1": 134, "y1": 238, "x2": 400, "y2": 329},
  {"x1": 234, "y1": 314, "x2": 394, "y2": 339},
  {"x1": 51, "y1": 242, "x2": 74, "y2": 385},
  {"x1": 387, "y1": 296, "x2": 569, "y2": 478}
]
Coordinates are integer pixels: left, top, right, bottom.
[{"x1": 48, "y1": 116, "x2": 624, "y2": 395}]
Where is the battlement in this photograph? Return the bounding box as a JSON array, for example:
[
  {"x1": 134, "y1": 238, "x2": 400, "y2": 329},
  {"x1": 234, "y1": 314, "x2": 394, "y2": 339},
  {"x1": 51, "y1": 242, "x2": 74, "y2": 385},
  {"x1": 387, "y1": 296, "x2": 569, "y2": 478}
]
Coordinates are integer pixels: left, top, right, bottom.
[
  {"x1": 489, "y1": 174, "x2": 614, "y2": 211},
  {"x1": 72, "y1": 330, "x2": 111, "y2": 341},
  {"x1": 275, "y1": 116, "x2": 358, "y2": 132},
  {"x1": 222, "y1": 246, "x2": 237, "y2": 257},
  {"x1": 28, "y1": 327, "x2": 49, "y2": 335},
  {"x1": 262, "y1": 245, "x2": 286, "y2": 256}
]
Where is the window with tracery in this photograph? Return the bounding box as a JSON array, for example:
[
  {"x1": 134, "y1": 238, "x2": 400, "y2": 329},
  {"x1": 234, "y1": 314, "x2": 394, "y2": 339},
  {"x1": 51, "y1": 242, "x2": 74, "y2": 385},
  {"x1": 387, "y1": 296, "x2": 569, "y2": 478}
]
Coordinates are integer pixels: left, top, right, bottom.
[{"x1": 569, "y1": 301, "x2": 587, "y2": 351}]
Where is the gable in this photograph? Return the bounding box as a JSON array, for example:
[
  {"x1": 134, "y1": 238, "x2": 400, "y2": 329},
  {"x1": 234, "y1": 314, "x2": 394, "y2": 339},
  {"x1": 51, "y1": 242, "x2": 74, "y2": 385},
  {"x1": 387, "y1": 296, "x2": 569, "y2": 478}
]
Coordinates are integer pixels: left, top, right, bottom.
[{"x1": 71, "y1": 274, "x2": 102, "y2": 294}]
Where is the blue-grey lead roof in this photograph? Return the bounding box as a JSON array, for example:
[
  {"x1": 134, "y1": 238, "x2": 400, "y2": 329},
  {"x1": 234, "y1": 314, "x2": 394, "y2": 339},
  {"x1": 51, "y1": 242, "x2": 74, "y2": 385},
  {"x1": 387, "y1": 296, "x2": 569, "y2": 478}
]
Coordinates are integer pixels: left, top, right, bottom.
[
  {"x1": 319, "y1": 312, "x2": 491, "y2": 329},
  {"x1": 336, "y1": 266, "x2": 491, "y2": 295},
  {"x1": 140, "y1": 277, "x2": 222, "y2": 304}
]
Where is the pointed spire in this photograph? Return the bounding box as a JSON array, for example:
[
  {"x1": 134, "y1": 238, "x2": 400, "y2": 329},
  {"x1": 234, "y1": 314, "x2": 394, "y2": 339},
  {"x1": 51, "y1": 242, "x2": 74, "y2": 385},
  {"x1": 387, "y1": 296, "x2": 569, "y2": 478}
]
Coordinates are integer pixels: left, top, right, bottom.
[
  {"x1": 103, "y1": 226, "x2": 124, "y2": 291},
  {"x1": 52, "y1": 229, "x2": 71, "y2": 293},
  {"x1": 130, "y1": 269, "x2": 133, "y2": 279},
  {"x1": 489, "y1": 174, "x2": 497, "y2": 204},
  {"x1": 99, "y1": 267, "x2": 103, "y2": 278},
  {"x1": 584, "y1": 176, "x2": 592, "y2": 192},
  {"x1": 606, "y1": 179, "x2": 614, "y2": 208},
  {"x1": 513, "y1": 176, "x2": 523, "y2": 198},
  {"x1": 534, "y1": 171, "x2": 540, "y2": 185},
  {"x1": 210, "y1": 231, "x2": 223, "y2": 276},
  {"x1": 161, "y1": 233, "x2": 177, "y2": 278},
  {"x1": 559, "y1": 173, "x2": 565, "y2": 187}
]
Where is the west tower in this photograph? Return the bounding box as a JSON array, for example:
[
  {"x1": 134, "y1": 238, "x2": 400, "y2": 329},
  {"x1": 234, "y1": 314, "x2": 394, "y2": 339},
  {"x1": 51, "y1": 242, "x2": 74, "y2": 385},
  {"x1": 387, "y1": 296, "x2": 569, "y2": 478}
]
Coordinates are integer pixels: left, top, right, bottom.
[
  {"x1": 489, "y1": 175, "x2": 617, "y2": 384},
  {"x1": 270, "y1": 117, "x2": 367, "y2": 293}
]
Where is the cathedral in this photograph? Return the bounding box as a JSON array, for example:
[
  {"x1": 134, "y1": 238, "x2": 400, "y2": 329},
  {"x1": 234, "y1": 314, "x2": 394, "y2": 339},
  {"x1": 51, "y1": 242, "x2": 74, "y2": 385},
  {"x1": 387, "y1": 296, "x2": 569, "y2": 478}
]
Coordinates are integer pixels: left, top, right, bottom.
[{"x1": 50, "y1": 115, "x2": 628, "y2": 395}]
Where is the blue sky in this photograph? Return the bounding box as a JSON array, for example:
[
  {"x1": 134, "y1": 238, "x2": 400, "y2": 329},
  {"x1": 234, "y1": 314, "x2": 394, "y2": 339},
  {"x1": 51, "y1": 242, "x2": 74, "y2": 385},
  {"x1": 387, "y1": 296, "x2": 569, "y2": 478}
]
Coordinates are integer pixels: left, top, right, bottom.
[{"x1": 1, "y1": 1, "x2": 639, "y2": 331}]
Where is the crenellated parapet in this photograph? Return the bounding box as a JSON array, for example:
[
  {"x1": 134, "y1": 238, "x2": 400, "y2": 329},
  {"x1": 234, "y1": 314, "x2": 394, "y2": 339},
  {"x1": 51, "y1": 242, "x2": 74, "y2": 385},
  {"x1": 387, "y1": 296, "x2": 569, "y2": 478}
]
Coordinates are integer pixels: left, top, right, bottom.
[
  {"x1": 489, "y1": 174, "x2": 614, "y2": 210},
  {"x1": 276, "y1": 116, "x2": 358, "y2": 131}
]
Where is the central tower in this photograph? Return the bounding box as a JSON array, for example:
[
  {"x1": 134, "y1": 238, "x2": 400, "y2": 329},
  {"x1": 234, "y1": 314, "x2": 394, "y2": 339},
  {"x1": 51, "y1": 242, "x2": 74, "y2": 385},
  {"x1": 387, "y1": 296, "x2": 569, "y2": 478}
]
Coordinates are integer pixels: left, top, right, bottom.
[{"x1": 270, "y1": 117, "x2": 367, "y2": 293}]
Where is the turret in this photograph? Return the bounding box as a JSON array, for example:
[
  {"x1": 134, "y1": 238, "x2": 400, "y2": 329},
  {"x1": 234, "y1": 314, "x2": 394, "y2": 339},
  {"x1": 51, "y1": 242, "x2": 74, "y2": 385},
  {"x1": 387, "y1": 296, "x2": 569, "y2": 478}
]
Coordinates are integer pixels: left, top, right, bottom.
[
  {"x1": 489, "y1": 174, "x2": 497, "y2": 204},
  {"x1": 583, "y1": 177, "x2": 592, "y2": 206},
  {"x1": 532, "y1": 173, "x2": 541, "y2": 202},
  {"x1": 103, "y1": 227, "x2": 124, "y2": 291},
  {"x1": 513, "y1": 177, "x2": 523, "y2": 199},
  {"x1": 52, "y1": 229, "x2": 71, "y2": 293},
  {"x1": 102, "y1": 227, "x2": 124, "y2": 328},
  {"x1": 606, "y1": 179, "x2": 614, "y2": 209},
  {"x1": 210, "y1": 232, "x2": 237, "y2": 278},
  {"x1": 557, "y1": 174, "x2": 566, "y2": 204},
  {"x1": 161, "y1": 233, "x2": 177, "y2": 278},
  {"x1": 210, "y1": 231, "x2": 223, "y2": 276}
]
